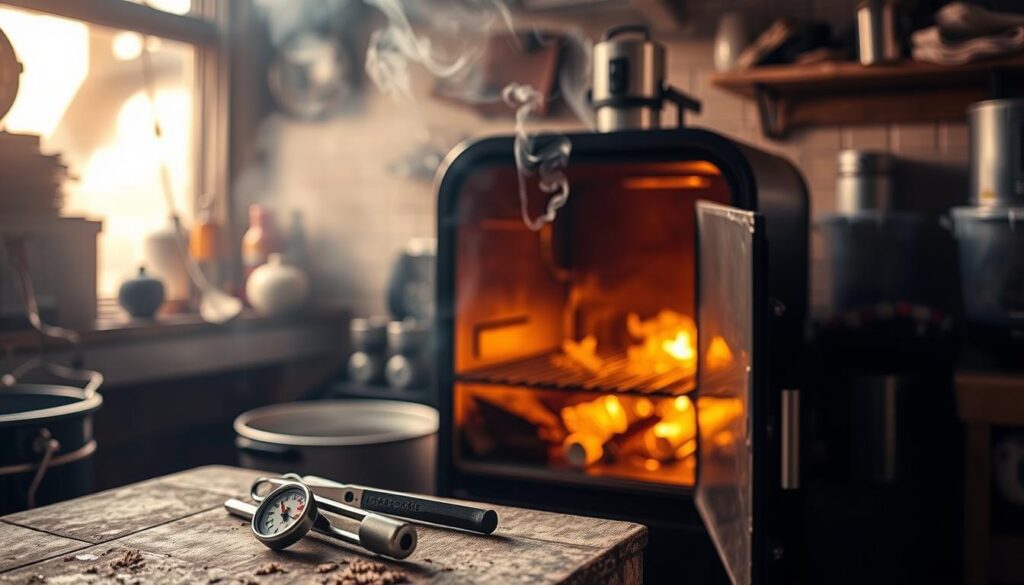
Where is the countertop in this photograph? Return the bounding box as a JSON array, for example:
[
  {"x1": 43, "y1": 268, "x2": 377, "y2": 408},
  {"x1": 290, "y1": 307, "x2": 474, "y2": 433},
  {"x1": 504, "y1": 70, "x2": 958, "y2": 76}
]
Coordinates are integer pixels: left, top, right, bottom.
[{"x1": 0, "y1": 466, "x2": 647, "y2": 584}]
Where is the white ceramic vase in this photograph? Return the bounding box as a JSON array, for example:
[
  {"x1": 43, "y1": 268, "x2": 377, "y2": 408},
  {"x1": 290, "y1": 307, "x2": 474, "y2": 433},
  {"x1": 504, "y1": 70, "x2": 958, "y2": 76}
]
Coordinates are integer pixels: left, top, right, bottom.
[
  {"x1": 143, "y1": 221, "x2": 190, "y2": 303},
  {"x1": 246, "y1": 253, "x2": 309, "y2": 316}
]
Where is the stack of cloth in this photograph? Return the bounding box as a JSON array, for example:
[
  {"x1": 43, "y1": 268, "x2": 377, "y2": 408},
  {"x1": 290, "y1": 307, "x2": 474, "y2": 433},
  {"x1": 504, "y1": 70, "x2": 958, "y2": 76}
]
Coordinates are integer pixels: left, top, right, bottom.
[
  {"x1": 913, "y1": 2, "x2": 1024, "y2": 65},
  {"x1": 0, "y1": 132, "x2": 67, "y2": 215}
]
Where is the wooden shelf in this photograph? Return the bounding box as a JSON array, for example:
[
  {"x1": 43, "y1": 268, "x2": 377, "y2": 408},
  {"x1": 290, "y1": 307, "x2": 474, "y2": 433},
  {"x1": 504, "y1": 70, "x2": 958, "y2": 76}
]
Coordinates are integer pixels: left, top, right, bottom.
[{"x1": 711, "y1": 56, "x2": 1024, "y2": 138}]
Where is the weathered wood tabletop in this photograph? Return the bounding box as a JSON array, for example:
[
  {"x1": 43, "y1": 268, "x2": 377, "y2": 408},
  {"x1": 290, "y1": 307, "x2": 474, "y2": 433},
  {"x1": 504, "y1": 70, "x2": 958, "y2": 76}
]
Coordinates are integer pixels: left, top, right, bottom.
[{"x1": 0, "y1": 466, "x2": 646, "y2": 584}]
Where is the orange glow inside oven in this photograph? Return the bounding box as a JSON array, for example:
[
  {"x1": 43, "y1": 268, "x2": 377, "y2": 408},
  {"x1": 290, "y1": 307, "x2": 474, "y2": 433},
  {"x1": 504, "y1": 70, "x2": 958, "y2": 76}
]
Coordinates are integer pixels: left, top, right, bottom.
[{"x1": 453, "y1": 159, "x2": 733, "y2": 489}]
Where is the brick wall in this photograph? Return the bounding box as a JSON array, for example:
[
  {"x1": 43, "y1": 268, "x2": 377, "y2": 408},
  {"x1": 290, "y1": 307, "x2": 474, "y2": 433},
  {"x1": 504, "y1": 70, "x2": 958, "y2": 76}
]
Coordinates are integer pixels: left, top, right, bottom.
[{"x1": 243, "y1": 1, "x2": 970, "y2": 316}]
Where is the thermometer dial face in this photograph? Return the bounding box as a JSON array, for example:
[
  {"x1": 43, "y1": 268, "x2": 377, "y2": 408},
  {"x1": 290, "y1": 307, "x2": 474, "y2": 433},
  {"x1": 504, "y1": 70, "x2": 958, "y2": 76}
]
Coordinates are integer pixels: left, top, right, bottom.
[
  {"x1": 251, "y1": 483, "x2": 315, "y2": 550},
  {"x1": 257, "y1": 488, "x2": 306, "y2": 536}
]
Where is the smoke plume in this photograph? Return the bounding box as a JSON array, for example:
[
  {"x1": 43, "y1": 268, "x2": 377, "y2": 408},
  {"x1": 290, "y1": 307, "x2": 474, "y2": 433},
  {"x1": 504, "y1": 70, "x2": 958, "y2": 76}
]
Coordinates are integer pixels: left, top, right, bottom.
[
  {"x1": 254, "y1": 0, "x2": 592, "y2": 231},
  {"x1": 503, "y1": 83, "x2": 572, "y2": 232}
]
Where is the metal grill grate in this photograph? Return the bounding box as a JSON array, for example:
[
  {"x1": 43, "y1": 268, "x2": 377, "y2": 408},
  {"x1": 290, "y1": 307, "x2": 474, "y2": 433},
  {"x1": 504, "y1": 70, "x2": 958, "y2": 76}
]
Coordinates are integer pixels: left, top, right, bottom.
[{"x1": 457, "y1": 351, "x2": 695, "y2": 396}]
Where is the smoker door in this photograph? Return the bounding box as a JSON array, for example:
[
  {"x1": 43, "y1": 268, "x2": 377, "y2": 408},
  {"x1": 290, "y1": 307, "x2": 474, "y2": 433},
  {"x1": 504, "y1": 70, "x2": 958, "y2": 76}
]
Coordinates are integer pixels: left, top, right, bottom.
[{"x1": 694, "y1": 201, "x2": 768, "y2": 585}]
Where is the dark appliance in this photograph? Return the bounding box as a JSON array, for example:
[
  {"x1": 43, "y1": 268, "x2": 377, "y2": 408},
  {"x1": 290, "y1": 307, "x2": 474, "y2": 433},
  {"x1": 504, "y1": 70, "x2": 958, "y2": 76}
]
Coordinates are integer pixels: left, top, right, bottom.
[{"x1": 434, "y1": 128, "x2": 808, "y2": 583}]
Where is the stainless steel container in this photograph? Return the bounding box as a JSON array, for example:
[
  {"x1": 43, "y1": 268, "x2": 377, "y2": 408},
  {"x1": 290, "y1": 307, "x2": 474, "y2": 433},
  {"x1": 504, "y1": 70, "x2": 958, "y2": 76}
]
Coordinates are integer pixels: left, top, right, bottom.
[
  {"x1": 384, "y1": 319, "x2": 429, "y2": 389},
  {"x1": 969, "y1": 99, "x2": 1024, "y2": 207},
  {"x1": 836, "y1": 150, "x2": 894, "y2": 214},
  {"x1": 347, "y1": 317, "x2": 388, "y2": 384},
  {"x1": 857, "y1": 0, "x2": 902, "y2": 65},
  {"x1": 592, "y1": 25, "x2": 666, "y2": 132},
  {"x1": 235, "y1": 400, "x2": 439, "y2": 494}
]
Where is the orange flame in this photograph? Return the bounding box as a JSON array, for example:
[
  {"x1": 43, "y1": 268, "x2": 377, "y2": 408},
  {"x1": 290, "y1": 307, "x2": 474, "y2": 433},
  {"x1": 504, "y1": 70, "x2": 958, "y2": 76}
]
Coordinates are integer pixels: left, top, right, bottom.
[
  {"x1": 706, "y1": 335, "x2": 734, "y2": 371},
  {"x1": 627, "y1": 310, "x2": 697, "y2": 376}
]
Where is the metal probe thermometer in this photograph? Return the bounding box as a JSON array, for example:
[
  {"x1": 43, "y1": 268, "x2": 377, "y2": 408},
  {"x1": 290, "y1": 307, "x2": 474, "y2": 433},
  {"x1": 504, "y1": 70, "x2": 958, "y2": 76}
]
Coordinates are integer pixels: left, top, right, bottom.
[{"x1": 224, "y1": 478, "x2": 417, "y2": 559}]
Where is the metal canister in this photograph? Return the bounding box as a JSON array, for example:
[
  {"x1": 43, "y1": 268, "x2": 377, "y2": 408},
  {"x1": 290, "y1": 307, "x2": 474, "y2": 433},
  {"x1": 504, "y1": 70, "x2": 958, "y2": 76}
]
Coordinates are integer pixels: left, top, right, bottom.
[
  {"x1": 384, "y1": 319, "x2": 430, "y2": 390},
  {"x1": 347, "y1": 317, "x2": 388, "y2": 384},
  {"x1": 969, "y1": 99, "x2": 1024, "y2": 207},
  {"x1": 857, "y1": 0, "x2": 902, "y2": 65},
  {"x1": 591, "y1": 25, "x2": 666, "y2": 132},
  {"x1": 836, "y1": 150, "x2": 894, "y2": 214}
]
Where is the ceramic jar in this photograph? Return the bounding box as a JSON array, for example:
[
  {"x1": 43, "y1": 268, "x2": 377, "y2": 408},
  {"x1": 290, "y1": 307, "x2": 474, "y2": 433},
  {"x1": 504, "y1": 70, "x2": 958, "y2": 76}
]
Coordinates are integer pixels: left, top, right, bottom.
[
  {"x1": 245, "y1": 253, "x2": 309, "y2": 316},
  {"x1": 143, "y1": 221, "x2": 190, "y2": 304},
  {"x1": 118, "y1": 266, "x2": 165, "y2": 318}
]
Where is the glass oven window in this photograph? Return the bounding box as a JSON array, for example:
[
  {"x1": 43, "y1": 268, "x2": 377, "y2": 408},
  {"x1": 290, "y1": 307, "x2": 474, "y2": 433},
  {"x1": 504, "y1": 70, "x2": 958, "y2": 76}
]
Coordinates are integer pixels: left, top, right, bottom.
[{"x1": 452, "y1": 160, "x2": 732, "y2": 490}]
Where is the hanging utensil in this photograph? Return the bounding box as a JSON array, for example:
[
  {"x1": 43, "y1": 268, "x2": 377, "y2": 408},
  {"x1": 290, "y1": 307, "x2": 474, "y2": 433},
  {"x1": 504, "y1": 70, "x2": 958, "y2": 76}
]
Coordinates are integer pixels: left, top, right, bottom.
[{"x1": 139, "y1": 34, "x2": 242, "y2": 325}]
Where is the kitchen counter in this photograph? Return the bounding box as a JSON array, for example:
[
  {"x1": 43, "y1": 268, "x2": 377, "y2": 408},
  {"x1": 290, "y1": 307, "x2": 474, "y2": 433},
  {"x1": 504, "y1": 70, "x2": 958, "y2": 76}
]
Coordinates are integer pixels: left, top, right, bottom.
[
  {"x1": 0, "y1": 306, "x2": 350, "y2": 389},
  {"x1": 0, "y1": 466, "x2": 646, "y2": 584}
]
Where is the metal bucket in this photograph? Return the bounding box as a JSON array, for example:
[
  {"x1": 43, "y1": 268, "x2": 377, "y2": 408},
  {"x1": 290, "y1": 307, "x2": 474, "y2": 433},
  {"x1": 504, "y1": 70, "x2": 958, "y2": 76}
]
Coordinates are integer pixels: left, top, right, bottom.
[
  {"x1": 0, "y1": 383, "x2": 103, "y2": 513},
  {"x1": 234, "y1": 400, "x2": 438, "y2": 494}
]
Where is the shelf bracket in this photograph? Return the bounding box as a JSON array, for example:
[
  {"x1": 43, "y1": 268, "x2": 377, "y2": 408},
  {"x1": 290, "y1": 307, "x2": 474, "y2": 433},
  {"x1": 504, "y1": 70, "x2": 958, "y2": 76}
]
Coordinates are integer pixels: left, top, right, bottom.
[
  {"x1": 755, "y1": 83, "x2": 785, "y2": 139},
  {"x1": 990, "y1": 67, "x2": 1008, "y2": 99}
]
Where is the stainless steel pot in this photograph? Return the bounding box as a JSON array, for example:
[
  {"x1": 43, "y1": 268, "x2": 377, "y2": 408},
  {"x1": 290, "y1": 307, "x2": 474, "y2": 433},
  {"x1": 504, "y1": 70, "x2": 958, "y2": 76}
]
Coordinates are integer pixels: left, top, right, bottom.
[
  {"x1": 836, "y1": 150, "x2": 893, "y2": 214},
  {"x1": 234, "y1": 400, "x2": 438, "y2": 494}
]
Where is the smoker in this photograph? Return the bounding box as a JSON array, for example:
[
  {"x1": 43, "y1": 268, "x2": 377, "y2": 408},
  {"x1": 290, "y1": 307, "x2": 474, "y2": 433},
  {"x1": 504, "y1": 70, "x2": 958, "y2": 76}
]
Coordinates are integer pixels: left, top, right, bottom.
[
  {"x1": 434, "y1": 25, "x2": 808, "y2": 584},
  {"x1": 434, "y1": 128, "x2": 808, "y2": 583},
  {"x1": 434, "y1": 124, "x2": 809, "y2": 585}
]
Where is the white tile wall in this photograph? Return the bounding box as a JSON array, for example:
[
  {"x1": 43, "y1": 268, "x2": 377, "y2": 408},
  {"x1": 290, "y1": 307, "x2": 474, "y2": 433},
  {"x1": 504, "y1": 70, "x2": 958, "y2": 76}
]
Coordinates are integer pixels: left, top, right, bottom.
[{"x1": 248, "y1": 1, "x2": 967, "y2": 314}]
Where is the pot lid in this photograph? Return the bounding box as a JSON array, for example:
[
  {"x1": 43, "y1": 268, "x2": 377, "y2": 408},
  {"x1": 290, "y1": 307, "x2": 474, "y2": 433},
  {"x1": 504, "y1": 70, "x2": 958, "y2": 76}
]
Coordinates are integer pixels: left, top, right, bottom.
[
  {"x1": 0, "y1": 26, "x2": 21, "y2": 124},
  {"x1": 234, "y1": 400, "x2": 438, "y2": 447}
]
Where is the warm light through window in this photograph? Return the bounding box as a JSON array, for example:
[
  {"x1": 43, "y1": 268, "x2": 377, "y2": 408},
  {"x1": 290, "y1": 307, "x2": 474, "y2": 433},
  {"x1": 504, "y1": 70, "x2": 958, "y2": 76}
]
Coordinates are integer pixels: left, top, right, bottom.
[
  {"x1": 125, "y1": 0, "x2": 192, "y2": 16},
  {"x1": 0, "y1": 8, "x2": 88, "y2": 138},
  {"x1": 0, "y1": 7, "x2": 195, "y2": 298}
]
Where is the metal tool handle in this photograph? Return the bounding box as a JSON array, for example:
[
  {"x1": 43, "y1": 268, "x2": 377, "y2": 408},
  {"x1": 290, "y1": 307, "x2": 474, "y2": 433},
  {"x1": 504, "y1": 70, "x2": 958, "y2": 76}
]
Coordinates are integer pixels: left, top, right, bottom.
[
  {"x1": 360, "y1": 489, "x2": 498, "y2": 534},
  {"x1": 2, "y1": 236, "x2": 103, "y2": 398},
  {"x1": 224, "y1": 498, "x2": 258, "y2": 519},
  {"x1": 303, "y1": 474, "x2": 499, "y2": 534},
  {"x1": 2, "y1": 358, "x2": 104, "y2": 398}
]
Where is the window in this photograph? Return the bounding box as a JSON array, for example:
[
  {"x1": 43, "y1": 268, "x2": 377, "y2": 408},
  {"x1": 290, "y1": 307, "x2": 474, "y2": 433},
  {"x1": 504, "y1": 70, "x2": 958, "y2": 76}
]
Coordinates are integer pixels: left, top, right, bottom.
[{"x1": 0, "y1": 0, "x2": 223, "y2": 298}]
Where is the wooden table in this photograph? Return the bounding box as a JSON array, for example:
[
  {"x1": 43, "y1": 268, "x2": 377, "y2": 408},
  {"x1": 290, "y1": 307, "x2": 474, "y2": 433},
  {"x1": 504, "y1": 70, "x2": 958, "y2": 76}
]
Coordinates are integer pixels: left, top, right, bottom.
[
  {"x1": 0, "y1": 466, "x2": 646, "y2": 584},
  {"x1": 956, "y1": 372, "x2": 1024, "y2": 585}
]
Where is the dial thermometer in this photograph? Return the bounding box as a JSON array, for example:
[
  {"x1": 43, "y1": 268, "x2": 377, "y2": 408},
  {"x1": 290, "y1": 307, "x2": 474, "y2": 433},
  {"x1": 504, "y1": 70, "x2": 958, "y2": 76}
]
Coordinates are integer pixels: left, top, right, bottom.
[
  {"x1": 250, "y1": 482, "x2": 315, "y2": 550},
  {"x1": 223, "y1": 478, "x2": 417, "y2": 559}
]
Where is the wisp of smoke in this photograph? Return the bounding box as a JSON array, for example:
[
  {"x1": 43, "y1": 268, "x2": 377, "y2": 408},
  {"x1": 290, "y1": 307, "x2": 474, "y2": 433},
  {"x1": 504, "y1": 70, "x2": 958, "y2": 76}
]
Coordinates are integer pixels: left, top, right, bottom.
[
  {"x1": 254, "y1": 0, "x2": 352, "y2": 47},
  {"x1": 363, "y1": 0, "x2": 514, "y2": 104},
  {"x1": 256, "y1": 0, "x2": 586, "y2": 232},
  {"x1": 503, "y1": 83, "x2": 572, "y2": 232}
]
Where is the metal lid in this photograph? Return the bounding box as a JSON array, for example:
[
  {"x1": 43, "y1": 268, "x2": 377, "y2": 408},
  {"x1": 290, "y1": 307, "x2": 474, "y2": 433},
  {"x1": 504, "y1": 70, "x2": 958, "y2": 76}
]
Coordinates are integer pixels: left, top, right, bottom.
[
  {"x1": 838, "y1": 150, "x2": 892, "y2": 175},
  {"x1": 0, "y1": 27, "x2": 21, "y2": 124},
  {"x1": 350, "y1": 316, "x2": 388, "y2": 348},
  {"x1": 951, "y1": 205, "x2": 1024, "y2": 221},
  {"x1": 387, "y1": 319, "x2": 428, "y2": 352}
]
